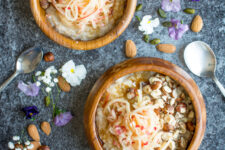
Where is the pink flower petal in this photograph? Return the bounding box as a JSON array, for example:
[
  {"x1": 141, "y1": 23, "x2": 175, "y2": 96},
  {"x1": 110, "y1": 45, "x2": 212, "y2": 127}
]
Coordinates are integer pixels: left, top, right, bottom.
[
  {"x1": 18, "y1": 81, "x2": 40, "y2": 96},
  {"x1": 54, "y1": 112, "x2": 73, "y2": 126}
]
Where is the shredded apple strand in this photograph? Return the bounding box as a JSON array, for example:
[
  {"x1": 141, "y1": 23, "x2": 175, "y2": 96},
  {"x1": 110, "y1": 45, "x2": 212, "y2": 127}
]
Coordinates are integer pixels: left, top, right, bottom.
[{"x1": 50, "y1": 0, "x2": 114, "y2": 29}]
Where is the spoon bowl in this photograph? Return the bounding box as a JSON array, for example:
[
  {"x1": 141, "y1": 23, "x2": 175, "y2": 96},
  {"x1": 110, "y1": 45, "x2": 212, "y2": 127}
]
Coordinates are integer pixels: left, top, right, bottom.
[
  {"x1": 16, "y1": 47, "x2": 43, "y2": 73},
  {"x1": 0, "y1": 47, "x2": 43, "y2": 92},
  {"x1": 184, "y1": 41, "x2": 225, "y2": 97}
]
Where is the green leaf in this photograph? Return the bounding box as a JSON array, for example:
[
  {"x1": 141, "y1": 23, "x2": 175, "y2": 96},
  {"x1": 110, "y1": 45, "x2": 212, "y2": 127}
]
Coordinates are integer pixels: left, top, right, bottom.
[
  {"x1": 183, "y1": 8, "x2": 195, "y2": 14},
  {"x1": 45, "y1": 96, "x2": 51, "y2": 107},
  {"x1": 143, "y1": 35, "x2": 149, "y2": 43},
  {"x1": 162, "y1": 22, "x2": 172, "y2": 27},
  {"x1": 136, "y1": 16, "x2": 141, "y2": 22},
  {"x1": 136, "y1": 4, "x2": 143, "y2": 11},
  {"x1": 180, "y1": 20, "x2": 184, "y2": 24},
  {"x1": 150, "y1": 38, "x2": 161, "y2": 45},
  {"x1": 158, "y1": 8, "x2": 167, "y2": 18}
]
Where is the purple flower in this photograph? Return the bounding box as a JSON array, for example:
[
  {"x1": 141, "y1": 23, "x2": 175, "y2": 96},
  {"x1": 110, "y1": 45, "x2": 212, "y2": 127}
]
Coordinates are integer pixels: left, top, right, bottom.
[
  {"x1": 168, "y1": 19, "x2": 189, "y2": 40},
  {"x1": 18, "y1": 81, "x2": 40, "y2": 96},
  {"x1": 22, "y1": 106, "x2": 39, "y2": 119},
  {"x1": 54, "y1": 112, "x2": 73, "y2": 126},
  {"x1": 161, "y1": 0, "x2": 181, "y2": 12}
]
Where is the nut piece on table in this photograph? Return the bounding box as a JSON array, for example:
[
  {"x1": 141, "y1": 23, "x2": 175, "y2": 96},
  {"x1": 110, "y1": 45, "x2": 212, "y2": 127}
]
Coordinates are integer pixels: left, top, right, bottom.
[
  {"x1": 41, "y1": 121, "x2": 51, "y2": 136},
  {"x1": 57, "y1": 76, "x2": 71, "y2": 92},
  {"x1": 27, "y1": 124, "x2": 40, "y2": 142},
  {"x1": 43, "y1": 52, "x2": 55, "y2": 62},
  {"x1": 14, "y1": 144, "x2": 23, "y2": 149},
  {"x1": 38, "y1": 145, "x2": 50, "y2": 150},
  {"x1": 125, "y1": 40, "x2": 137, "y2": 58}
]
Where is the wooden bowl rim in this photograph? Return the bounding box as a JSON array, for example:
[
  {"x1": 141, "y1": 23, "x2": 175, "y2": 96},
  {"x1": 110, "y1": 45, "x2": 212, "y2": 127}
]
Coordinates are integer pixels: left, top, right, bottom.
[
  {"x1": 30, "y1": 0, "x2": 137, "y2": 50},
  {"x1": 84, "y1": 57, "x2": 206, "y2": 150}
]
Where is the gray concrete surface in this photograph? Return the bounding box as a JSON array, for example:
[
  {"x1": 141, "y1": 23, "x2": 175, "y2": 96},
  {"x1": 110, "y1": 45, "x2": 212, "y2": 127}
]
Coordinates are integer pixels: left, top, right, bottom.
[{"x1": 0, "y1": 0, "x2": 224, "y2": 149}]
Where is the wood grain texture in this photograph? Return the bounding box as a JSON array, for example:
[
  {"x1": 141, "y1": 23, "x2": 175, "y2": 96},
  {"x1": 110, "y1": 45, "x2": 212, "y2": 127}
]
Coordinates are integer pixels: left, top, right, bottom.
[
  {"x1": 30, "y1": 0, "x2": 137, "y2": 50},
  {"x1": 84, "y1": 57, "x2": 206, "y2": 150}
]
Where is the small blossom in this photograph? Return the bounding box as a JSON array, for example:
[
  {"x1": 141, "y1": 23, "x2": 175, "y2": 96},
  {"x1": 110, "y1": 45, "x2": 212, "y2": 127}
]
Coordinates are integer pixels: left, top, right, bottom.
[
  {"x1": 22, "y1": 106, "x2": 39, "y2": 119},
  {"x1": 8, "y1": 142, "x2": 15, "y2": 149},
  {"x1": 168, "y1": 19, "x2": 189, "y2": 40},
  {"x1": 15, "y1": 148, "x2": 22, "y2": 150},
  {"x1": 18, "y1": 81, "x2": 40, "y2": 97},
  {"x1": 35, "y1": 71, "x2": 42, "y2": 76},
  {"x1": 36, "y1": 81, "x2": 41, "y2": 87},
  {"x1": 27, "y1": 144, "x2": 34, "y2": 149},
  {"x1": 54, "y1": 112, "x2": 73, "y2": 126},
  {"x1": 13, "y1": 136, "x2": 20, "y2": 141},
  {"x1": 49, "y1": 82, "x2": 55, "y2": 87},
  {"x1": 23, "y1": 148, "x2": 27, "y2": 150},
  {"x1": 61, "y1": 60, "x2": 87, "y2": 87},
  {"x1": 161, "y1": 0, "x2": 181, "y2": 12},
  {"x1": 138, "y1": 15, "x2": 159, "y2": 35},
  {"x1": 53, "y1": 78, "x2": 58, "y2": 83},
  {"x1": 37, "y1": 76, "x2": 42, "y2": 81},
  {"x1": 25, "y1": 141, "x2": 30, "y2": 146},
  {"x1": 45, "y1": 87, "x2": 51, "y2": 93}
]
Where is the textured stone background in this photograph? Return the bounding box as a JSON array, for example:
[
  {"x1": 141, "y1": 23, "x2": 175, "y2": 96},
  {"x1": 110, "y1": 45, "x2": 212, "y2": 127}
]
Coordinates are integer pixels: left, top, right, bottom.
[{"x1": 0, "y1": 0, "x2": 224, "y2": 149}]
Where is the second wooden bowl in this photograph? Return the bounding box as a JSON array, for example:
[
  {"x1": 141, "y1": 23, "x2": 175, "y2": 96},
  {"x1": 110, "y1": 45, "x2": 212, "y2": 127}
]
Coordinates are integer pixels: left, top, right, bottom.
[
  {"x1": 30, "y1": 0, "x2": 137, "y2": 50},
  {"x1": 84, "y1": 57, "x2": 206, "y2": 150}
]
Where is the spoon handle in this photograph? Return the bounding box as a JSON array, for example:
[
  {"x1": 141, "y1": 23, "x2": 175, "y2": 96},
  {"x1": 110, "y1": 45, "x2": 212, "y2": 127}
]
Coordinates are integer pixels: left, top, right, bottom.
[
  {"x1": 0, "y1": 71, "x2": 19, "y2": 92},
  {"x1": 212, "y1": 75, "x2": 225, "y2": 97}
]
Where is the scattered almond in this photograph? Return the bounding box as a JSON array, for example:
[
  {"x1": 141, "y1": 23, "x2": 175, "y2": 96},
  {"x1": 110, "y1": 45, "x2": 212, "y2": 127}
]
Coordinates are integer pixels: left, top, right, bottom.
[
  {"x1": 27, "y1": 124, "x2": 40, "y2": 142},
  {"x1": 125, "y1": 40, "x2": 137, "y2": 58},
  {"x1": 58, "y1": 76, "x2": 71, "y2": 92},
  {"x1": 38, "y1": 145, "x2": 50, "y2": 150},
  {"x1": 29, "y1": 141, "x2": 41, "y2": 150},
  {"x1": 14, "y1": 144, "x2": 23, "y2": 149},
  {"x1": 41, "y1": 121, "x2": 51, "y2": 136},
  {"x1": 156, "y1": 44, "x2": 176, "y2": 53},
  {"x1": 191, "y1": 15, "x2": 203, "y2": 32}
]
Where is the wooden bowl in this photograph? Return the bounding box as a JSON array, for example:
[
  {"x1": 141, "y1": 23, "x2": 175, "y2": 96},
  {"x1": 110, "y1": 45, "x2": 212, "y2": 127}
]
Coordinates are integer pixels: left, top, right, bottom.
[
  {"x1": 84, "y1": 57, "x2": 206, "y2": 150},
  {"x1": 30, "y1": 0, "x2": 137, "y2": 50}
]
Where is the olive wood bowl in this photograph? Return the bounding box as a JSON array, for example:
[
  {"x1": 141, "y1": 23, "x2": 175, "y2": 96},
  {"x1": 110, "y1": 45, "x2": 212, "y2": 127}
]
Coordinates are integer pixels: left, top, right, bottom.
[
  {"x1": 30, "y1": 0, "x2": 137, "y2": 50},
  {"x1": 84, "y1": 57, "x2": 206, "y2": 150}
]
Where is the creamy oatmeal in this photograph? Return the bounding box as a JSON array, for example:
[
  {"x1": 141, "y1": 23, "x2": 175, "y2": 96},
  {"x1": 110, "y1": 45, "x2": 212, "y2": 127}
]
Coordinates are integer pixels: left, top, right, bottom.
[
  {"x1": 45, "y1": 0, "x2": 126, "y2": 41},
  {"x1": 96, "y1": 72, "x2": 196, "y2": 150}
]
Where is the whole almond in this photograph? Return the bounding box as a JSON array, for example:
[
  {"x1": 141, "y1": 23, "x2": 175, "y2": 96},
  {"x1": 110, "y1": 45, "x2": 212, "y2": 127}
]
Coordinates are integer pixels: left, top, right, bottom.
[
  {"x1": 29, "y1": 141, "x2": 41, "y2": 150},
  {"x1": 191, "y1": 15, "x2": 203, "y2": 32},
  {"x1": 58, "y1": 76, "x2": 71, "y2": 92},
  {"x1": 27, "y1": 124, "x2": 40, "y2": 141},
  {"x1": 125, "y1": 40, "x2": 137, "y2": 58},
  {"x1": 41, "y1": 121, "x2": 51, "y2": 136},
  {"x1": 156, "y1": 44, "x2": 176, "y2": 53}
]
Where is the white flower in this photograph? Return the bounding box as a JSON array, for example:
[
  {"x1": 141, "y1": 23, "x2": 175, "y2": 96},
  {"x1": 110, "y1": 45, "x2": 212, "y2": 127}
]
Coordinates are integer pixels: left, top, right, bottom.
[
  {"x1": 8, "y1": 142, "x2": 15, "y2": 149},
  {"x1": 138, "y1": 15, "x2": 159, "y2": 34},
  {"x1": 46, "y1": 87, "x2": 51, "y2": 93},
  {"x1": 53, "y1": 78, "x2": 58, "y2": 83},
  {"x1": 37, "y1": 76, "x2": 43, "y2": 81},
  {"x1": 36, "y1": 81, "x2": 41, "y2": 87},
  {"x1": 23, "y1": 148, "x2": 27, "y2": 150},
  {"x1": 27, "y1": 144, "x2": 34, "y2": 149},
  {"x1": 35, "y1": 71, "x2": 42, "y2": 76},
  {"x1": 52, "y1": 69, "x2": 58, "y2": 74},
  {"x1": 49, "y1": 82, "x2": 55, "y2": 87},
  {"x1": 15, "y1": 148, "x2": 22, "y2": 150},
  {"x1": 25, "y1": 141, "x2": 30, "y2": 146},
  {"x1": 12, "y1": 136, "x2": 20, "y2": 141},
  {"x1": 61, "y1": 60, "x2": 87, "y2": 87}
]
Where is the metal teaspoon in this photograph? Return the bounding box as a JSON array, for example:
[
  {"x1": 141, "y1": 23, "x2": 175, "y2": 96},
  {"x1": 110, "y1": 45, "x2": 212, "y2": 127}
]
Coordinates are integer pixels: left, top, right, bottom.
[
  {"x1": 184, "y1": 41, "x2": 225, "y2": 97},
  {"x1": 0, "y1": 47, "x2": 43, "y2": 92}
]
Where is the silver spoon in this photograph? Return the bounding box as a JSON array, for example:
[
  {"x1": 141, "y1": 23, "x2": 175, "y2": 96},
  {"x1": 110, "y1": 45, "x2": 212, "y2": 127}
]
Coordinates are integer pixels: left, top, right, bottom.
[
  {"x1": 0, "y1": 47, "x2": 43, "y2": 92},
  {"x1": 184, "y1": 41, "x2": 225, "y2": 97}
]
